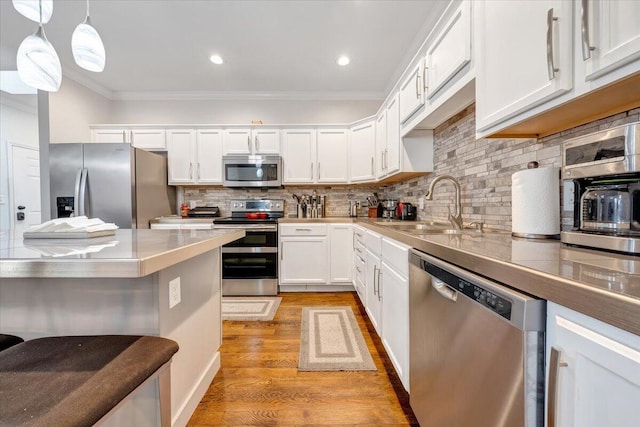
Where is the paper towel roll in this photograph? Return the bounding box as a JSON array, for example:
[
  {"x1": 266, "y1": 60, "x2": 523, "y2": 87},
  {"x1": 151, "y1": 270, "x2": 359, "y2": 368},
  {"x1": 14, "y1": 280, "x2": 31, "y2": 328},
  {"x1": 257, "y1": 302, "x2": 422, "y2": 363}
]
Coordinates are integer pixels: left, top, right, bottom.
[{"x1": 512, "y1": 167, "x2": 560, "y2": 237}]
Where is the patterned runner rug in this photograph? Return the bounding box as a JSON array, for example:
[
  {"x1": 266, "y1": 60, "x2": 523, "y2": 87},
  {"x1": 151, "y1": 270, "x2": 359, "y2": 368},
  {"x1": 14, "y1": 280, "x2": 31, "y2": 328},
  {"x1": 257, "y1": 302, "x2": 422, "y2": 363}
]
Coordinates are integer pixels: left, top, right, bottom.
[
  {"x1": 221, "y1": 297, "x2": 282, "y2": 321},
  {"x1": 299, "y1": 306, "x2": 376, "y2": 371}
]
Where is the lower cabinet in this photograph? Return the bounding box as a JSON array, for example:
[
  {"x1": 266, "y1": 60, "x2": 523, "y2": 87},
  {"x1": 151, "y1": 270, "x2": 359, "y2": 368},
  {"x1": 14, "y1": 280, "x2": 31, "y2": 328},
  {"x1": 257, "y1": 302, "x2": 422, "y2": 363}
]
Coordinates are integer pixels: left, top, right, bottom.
[
  {"x1": 364, "y1": 247, "x2": 382, "y2": 336},
  {"x1": 546, "y1": 302, "x2": 640, "y2": 427},
  {"x1": 279, "y1": 223, "x2": 353, "y2": 290}
]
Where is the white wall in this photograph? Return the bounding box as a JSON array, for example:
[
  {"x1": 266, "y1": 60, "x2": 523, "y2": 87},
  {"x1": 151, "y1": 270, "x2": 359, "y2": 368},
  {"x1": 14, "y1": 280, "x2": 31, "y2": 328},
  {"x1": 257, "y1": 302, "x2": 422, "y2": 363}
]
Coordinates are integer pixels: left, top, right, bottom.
[
  {"x1": 49, "y1": 77, "x2": 112, "y2": 143},
  {"x1": 109, "y1": 99, "x2": 381, "y2": 125},
  {"x1": 0, "y1": 94, "x2": 38, "y2": 230}
]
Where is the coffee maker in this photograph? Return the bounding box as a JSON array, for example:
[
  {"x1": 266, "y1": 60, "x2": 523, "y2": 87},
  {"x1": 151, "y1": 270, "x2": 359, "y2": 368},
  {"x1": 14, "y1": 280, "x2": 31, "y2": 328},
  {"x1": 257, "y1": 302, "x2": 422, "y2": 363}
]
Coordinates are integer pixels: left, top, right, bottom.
[
  {"x1": 382, "y1": 200, "x2": 398, "y2": 219},
  {"x1": 561, "y1": 122, "x2": 640, "y2": 254}
]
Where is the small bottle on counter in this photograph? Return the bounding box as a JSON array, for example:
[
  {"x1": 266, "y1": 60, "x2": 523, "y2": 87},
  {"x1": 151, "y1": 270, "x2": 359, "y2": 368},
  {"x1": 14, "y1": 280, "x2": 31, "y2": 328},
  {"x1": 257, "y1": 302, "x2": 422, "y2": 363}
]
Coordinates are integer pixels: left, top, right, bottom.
[{"x1": 180, "y1": 203, "x2": 190, "y2": 218}]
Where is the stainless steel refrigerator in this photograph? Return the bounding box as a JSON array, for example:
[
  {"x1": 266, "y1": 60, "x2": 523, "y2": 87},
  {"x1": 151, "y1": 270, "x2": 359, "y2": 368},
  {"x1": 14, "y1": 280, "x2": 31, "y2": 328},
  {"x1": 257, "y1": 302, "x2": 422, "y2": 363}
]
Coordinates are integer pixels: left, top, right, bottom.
[{"x1": 49, "y1": 143, "x2": 176, "y2": 228}]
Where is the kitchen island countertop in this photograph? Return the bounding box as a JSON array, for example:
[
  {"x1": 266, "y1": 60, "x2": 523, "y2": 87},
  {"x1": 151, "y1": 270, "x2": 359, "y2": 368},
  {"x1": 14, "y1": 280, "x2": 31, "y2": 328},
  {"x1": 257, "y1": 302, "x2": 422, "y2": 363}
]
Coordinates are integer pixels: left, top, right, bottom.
[{"x1": 0, "y1": 228, "x2": 244, "y2": 278}]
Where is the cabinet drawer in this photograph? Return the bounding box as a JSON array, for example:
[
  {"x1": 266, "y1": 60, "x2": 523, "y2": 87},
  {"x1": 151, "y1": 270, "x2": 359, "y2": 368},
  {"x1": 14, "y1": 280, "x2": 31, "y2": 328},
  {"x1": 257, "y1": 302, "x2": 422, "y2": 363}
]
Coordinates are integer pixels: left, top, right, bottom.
[
  {"x1": 365, "y1": 230, "x2": 382, "y2": 255},
  {"x1": 354, "y1": 251, "x2": 365, "y2": 283},
  {"x1": 279, "y1": 223, "x2": 327, "y2": 236},
  {"x1": 382, "y1": 237, "x2": 410, "y2": 277},
  {"x1": 353, "y1": 225, "x2": 366, "y2": 244}
]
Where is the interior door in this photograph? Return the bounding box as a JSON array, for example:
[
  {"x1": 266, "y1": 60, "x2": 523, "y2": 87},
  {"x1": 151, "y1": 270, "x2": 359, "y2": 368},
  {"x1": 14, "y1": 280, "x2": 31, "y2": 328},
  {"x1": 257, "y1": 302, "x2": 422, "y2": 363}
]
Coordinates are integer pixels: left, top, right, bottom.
[{"x1": 8, "y1": 143, "x2": 40, "y2": 233}]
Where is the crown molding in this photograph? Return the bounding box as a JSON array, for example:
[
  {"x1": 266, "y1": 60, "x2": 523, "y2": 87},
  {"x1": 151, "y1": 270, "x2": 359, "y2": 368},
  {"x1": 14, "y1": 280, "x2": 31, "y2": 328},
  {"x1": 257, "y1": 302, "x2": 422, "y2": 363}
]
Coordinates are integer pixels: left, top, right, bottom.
[
  {"x1": 0, "y1": 93, "x2": 37, "y2": 114},
  {"x1": 62, "y1": 68, "x2": 114, "y2": 100},
  {"x1": 110, "y1": 90, "x2": 385, "y2": 102}
]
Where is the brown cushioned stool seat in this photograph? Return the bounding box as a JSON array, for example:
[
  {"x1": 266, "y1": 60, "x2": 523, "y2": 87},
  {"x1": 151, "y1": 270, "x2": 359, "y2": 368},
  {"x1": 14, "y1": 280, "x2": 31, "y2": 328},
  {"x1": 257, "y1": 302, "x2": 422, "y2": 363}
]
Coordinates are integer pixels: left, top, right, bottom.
[
  {"x1": 0, "y1": 335, "x2": 179, "y2": 426},
  {"x1": 0, "y1": 334, "x2": 23, "y2": 352}
]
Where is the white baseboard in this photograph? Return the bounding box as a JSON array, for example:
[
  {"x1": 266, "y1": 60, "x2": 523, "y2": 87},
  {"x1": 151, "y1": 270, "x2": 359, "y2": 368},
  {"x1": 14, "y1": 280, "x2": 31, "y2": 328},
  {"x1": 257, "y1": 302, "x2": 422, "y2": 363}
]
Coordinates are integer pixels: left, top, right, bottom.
[
  {"x1": 279, "y1": 284, "x2": 355, "y2": 292},
  {"x1": 172, "y1": 351, "x2": 220, "y2": 427}
]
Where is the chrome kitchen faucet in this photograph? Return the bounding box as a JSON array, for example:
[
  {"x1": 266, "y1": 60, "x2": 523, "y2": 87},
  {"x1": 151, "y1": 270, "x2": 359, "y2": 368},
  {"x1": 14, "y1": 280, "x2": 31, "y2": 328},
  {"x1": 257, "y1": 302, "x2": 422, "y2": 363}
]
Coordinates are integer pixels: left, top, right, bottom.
[{"x1": 424, "y1": 175, "x2": 463, "y2": 230}]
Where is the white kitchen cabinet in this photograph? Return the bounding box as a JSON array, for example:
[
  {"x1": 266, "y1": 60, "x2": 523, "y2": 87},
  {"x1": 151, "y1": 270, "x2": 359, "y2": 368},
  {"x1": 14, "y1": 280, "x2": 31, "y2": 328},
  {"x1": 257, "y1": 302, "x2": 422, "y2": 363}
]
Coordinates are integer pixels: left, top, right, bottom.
[
  {"x1": 375, "y1": 112, "x2": 387, "y2": 180},
  {"x1": 399, "y1": 60, "x2": 425, "y2": 124},
  {"x1": 328, "y1": 224, "x2": 352, "y2": 283},
  {"x1": 316, "y1": 129, "x2": 349, "y2": 183},
  {"x1": 475, "y1": 0, "x2": 574, "y2": 134},
  {"x1": 425, "y1": 0, "x2": 471, "y2": 101},
  {"x1": 580, "y1": 0, "x2": 640, "y2": 82},
  {"x1": 223, "y1": 128, "x2": 280, "y2": 155},
  {"x1": 380, "y1": 238, "x2": 410, "y2": 391},
  {"x1": 281, "y1": 129, "x2": 316, "y2": 184},
  {"x1": 91, "y1": 127, "x2": 167, "y2": 151},
  {"x1": 282, "y1": 128, "x2": 348, "y2": 185},
  {"x1": 353, "y1": 225, "x2": 366, "y2": 305},
  {"x1": 546, "y1": 302, "x2": 640, "y2": 427},
  {"x1": 364, "y1": 247, "x2": 382, "y2": 336},
  {"x1": 166, "y1": 128, "x2": 222, "y2": 185},
  {"x1": 349, "y1": 120, "x2": 376, "y2": 183},
  {"x1": 377, "y1": 94, "x2": 401, "y2": 179}
]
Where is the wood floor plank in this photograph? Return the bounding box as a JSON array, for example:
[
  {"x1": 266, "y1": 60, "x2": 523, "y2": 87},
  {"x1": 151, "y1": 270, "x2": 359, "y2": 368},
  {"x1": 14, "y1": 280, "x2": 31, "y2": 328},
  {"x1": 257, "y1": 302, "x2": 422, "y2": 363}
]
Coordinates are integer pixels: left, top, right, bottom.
[{"x1": 188, "y1": 292, "x2": 418, "y2": 426}]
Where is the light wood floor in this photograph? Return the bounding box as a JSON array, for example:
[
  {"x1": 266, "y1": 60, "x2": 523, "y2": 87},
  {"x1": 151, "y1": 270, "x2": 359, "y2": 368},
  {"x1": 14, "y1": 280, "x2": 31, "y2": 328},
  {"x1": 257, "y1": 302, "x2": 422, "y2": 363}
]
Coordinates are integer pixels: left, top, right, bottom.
[{"x1": 188, "y1": 292, "x2": 418, "y2": 426}]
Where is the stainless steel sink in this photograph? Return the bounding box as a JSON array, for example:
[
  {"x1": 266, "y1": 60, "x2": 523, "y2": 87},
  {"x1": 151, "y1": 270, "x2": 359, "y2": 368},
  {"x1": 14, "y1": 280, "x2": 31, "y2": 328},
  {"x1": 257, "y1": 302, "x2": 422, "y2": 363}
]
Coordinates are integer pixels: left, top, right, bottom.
[{"x1": 375, "y1": 220, "x2": 452, "y2": 229}]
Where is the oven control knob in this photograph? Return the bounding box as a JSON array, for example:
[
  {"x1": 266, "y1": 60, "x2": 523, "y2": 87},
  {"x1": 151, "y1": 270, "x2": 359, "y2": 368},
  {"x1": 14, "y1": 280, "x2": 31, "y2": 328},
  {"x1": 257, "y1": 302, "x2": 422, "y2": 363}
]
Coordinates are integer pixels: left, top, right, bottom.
[{"x1": 265, "y1": 202, "x2": 272, "y2": 209}]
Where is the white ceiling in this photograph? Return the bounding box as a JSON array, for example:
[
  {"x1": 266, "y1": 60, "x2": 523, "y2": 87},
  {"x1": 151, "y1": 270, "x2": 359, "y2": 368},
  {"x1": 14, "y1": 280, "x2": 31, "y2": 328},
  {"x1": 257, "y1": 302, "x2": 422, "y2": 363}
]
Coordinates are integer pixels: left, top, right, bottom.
[{"x1": 0, "y1": 0, "x2": 450, "y2": 100}]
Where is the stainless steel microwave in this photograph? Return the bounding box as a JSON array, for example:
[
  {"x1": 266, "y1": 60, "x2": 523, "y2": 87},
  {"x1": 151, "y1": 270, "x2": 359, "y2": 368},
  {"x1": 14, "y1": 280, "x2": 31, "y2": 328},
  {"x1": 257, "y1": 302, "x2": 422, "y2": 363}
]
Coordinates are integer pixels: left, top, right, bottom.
[{"x1": 222, "y1": 155, "x2": 282, "y2": 188}]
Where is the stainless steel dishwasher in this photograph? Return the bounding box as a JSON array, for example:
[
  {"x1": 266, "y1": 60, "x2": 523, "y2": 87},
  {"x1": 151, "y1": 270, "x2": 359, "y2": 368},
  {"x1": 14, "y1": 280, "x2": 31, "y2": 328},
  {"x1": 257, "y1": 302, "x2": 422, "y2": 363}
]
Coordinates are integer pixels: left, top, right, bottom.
[{"x1": 409, "y1": 249, "x2": 545, "y2": 427}]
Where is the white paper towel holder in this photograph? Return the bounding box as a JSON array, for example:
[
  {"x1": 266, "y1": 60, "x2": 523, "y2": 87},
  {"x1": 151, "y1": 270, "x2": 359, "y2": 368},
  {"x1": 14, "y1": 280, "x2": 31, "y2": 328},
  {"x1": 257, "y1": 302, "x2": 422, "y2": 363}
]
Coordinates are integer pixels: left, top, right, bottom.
[{"x1": 511, "y1": 161, "x2": 561, "y2": 240}]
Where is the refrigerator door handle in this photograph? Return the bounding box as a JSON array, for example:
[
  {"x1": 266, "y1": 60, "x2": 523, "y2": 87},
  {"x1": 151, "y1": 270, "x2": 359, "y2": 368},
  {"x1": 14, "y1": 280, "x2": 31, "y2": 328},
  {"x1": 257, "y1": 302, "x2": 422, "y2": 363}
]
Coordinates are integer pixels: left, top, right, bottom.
[
  {"x1": 72, "y1": 169, "x2": 83, "y2": 216},
  {"x1": 78, "y1": 168, "x2": 88, "y2": 217}
]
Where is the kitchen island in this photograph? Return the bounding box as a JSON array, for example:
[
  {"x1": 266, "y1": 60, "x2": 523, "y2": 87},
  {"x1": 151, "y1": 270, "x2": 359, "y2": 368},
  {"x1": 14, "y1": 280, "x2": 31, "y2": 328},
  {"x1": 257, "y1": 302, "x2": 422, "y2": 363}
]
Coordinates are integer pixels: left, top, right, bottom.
[{"x1": 0, "y1": 228, "x2": 244, "y2": 427}]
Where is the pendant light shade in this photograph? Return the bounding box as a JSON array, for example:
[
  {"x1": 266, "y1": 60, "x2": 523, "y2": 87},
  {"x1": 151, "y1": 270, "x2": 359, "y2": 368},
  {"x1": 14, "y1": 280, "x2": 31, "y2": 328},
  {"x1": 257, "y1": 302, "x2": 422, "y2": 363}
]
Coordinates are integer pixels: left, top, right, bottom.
[
  {"x1": 12, "y1": 0, "x2": 52, "y2": 24},
  {"x1": 16, "y1": 0, "x2": 62, "y2": 93},
  {"x1": 72, "y1": 1, "x2": 105, "y2": 72}
]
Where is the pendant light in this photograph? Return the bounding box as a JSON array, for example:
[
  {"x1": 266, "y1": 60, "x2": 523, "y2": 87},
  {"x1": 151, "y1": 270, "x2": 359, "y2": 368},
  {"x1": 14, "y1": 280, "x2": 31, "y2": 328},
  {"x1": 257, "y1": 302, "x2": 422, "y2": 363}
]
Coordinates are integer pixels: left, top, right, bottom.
[
  {"x1": 72, "y1": 0, "x2": 105, "y2": 72},
  {"x1": 12, "y1": 0, "x2": 53, "y2": 24},
  {"x1": 16, "y1": 0, "x2": 61, "y2": 92}
]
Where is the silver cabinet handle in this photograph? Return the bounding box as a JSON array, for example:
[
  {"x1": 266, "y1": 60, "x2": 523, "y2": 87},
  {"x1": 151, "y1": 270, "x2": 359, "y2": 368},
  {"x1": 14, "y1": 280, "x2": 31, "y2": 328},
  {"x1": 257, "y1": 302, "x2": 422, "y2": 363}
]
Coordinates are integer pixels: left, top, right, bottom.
[
  {"x1": 295, "y1": 228, "x2": 312, "y2": 231},
  {"x1": 580, "y1": 0, "x2": 595, "y2": 60},
  {"x1": 548, "y1": 346, "x2": 568, "y2": 427},
  {"x1": 385, "y1": 149, "x2": 389, "y2": 169},
  {"x1": 189, "y1": 162, "x2": 193, "y2": 180},
  {"x1": 355, "y1": 266, "x2": 361, "y2": 273},
  {"x1": 371, "y1": 157, "x2": 374, "y2": 175},
  {"x1": 318, "y1": 162, "x2": 321, "y2": 180},
  {"x1": 377, "y1": 268, "x2": 382, "y2": 301},
  {"x1": 310, "y1": 162, "x2": 314, "y2": 180},
  {"x1": 547, "y1": 8, "x2": 559, "y2": 80},
  {"x1": 373, "y1": 265, "x2": 378, "y2": 295},
  {"x1": 247, "y1": 135, "x2": 251, "y2": 152},
  {"x1": 415, "y1": 72, "x2": 420, "y2": 99},
  {"x1": 424, "y1": 65, "x2": 429, "y2": 93},
  {"x1": 255, "y1": 135, "x2": 259, "y2": 153},
  {"x1": 431, "y1": 278, "x2": 457, "y2": 302},
  {"x1": 130, "y1": 130, "x2": 134, "y2": 144},
  {"x1": 197, "y1": 163, "x2": 201, "y2": 180},
  {"x1": 280, "y1": 242, "x2": 283, "y2": 260}
]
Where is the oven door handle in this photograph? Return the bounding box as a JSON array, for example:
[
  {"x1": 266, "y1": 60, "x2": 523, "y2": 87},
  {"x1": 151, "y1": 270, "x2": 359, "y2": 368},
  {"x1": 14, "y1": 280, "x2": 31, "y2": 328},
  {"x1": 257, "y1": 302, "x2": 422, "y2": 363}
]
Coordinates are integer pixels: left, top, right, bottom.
[
  {"x1": 214, "y1": 225, "x2": 278, "y2": 231},
  {"x1": 222, "y1": 247, "x2": 278, "y2": 254}
]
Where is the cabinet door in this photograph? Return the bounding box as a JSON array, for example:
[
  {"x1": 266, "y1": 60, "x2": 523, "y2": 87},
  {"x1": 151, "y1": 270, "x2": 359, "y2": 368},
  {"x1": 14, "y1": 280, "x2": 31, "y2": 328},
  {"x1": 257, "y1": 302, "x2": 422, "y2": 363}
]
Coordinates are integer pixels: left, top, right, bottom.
[
  {"x1": 166, "y1": 129, "x2": 196, "y2": 184},
  {"x1": 92, "y1": 129, "x2": 129, "y2": 143},
  {"x1": 375, "y1": 112, "x2": 387, "y2": 179},
  {"x1": 475, "y1": 0, "x2": 573, "y2": 133},
  {"x1": 328, "y1": 224, "x2": 352, "y2": 283},
  {"x1": 546, "y1": 302, "x2": 640, "y2": 427},
  {"x1": 350, "y1": 121, "x2": 376, "y2": 182},
  {"x1": 399, "y1": 60, "x2": 425, "y2": 123},
  {"x1": 280, "y1": 237, "x2": 328, "y2": 284},
  {"x1": 426, "y1": 1, "x2": 471, "y2": 100},
  {"x1": 223, "y1": 129, "x2": 252, "y2": 155},
  {"x1": 582, "y1": 0, "x2": 640, "y2": 81},
  {"x1": 365, "y1": 249, "x2": 382, "y2": 336},
  {"x1": 196, "y1": 129, "x2": 223, "y2": 184},
  {"x1": 253, "y1": 129, "x2": 280, "y2": 154},
  {"x1": 385, "y1": 94, "x2": 401, "y2": 175},
  {"x1": 130, "y1": 129, "x2": 166, "y2": 151},
  {"x1": 281, "y1": 129, "x2": 316, "y2": 184},
  {"x1": 316, "y1": 129, "x2": 348, "y2": 183},
  {"x1": 381, "y1": 261, "x2": 409, "y2": 391}
]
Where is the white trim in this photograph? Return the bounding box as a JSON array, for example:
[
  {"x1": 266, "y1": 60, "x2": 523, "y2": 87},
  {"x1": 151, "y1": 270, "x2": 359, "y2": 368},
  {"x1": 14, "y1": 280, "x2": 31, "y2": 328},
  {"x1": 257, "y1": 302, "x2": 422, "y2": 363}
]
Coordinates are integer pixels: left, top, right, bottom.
[
  {"x1": 62, "y1": 68, "x2": 114, "y2": 100},
  {"x1": 6, "y1": 141, "x2": 39, "y2": 230},
  {"x1": 172, "y1": 351, "x2": 220, "y2": 427},
  {"x1": 0, "y1": 95, "x2": 38, "y2": 115},
  {"x1": 111, "y1": 90, "x2": 385, "y2": 102}
]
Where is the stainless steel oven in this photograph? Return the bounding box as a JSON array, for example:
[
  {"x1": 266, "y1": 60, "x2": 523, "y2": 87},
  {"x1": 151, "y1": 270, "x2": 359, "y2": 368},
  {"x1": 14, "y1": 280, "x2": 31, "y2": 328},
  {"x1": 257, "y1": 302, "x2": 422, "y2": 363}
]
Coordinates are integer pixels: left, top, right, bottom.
[
  {"x1": 222, "y1": 155, "x2": 282, "y2": 188},
  {"x1": 214, "y1": 199, "x2": 284, "y2": 296}
]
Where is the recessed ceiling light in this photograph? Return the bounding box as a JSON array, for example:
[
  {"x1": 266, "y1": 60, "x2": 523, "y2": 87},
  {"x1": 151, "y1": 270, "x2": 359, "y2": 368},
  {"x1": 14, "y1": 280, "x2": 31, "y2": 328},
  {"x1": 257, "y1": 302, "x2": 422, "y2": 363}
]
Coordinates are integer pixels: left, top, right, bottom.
[
  {"x1": 209, "y1": 55, "x2": 223, "y2": 65},
  {"x1": 337, "y1": 56, "x2": 350, "y2": 66}
]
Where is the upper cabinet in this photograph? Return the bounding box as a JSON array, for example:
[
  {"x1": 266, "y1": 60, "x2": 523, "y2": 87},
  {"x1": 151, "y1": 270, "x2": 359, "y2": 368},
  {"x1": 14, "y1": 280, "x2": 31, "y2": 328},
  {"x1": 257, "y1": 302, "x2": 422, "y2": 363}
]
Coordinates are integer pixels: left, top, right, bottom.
[
  {"x1": 379, "y1": 94, "x2": 401, "y2": 178},
  {"x1": 476, "y1": 0, "x2": 640, "y2": 138},
  {"x1": 349, "y1": 120, "x2": 376, "y2": 183},
  {"x1": 399, "y1": 60, "x2": 425, "y2": 124},
  {"x1": 223, "y1": 128, "x2": 280, "y2": 155},
  {"x1": 281, "y1": 128, "x2": 348, "y2": 184},
  {"x1": 167, "y1": 128, "x2": 223, "y2": 185},
  {"x1": 475, "y1": 0, "x2": 574, "y2": 135},
  {"x1": 91, "y1": 127, "x2": 167, "y2": 151}
]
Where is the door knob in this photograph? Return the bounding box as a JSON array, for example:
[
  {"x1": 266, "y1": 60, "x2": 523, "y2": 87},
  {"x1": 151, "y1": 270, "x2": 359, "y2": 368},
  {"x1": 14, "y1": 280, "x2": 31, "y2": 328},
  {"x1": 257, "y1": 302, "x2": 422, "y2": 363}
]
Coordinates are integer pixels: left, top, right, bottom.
[{"x1": 17, "y1": 205, "x2": 25, "y2": 210}]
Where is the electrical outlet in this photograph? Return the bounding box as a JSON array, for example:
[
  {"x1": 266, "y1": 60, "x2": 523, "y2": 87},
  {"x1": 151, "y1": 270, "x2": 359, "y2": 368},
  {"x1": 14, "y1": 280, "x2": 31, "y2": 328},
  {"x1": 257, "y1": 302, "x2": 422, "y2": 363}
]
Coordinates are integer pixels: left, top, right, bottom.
[
  {"x1": 189, "y1": 200, "x2": 197, "y2": 209},
  {"x1": 419, "y1": 197, "x2": 424, "y2": 209},
  {"x1": 169, "y1": 277, "x2": 181, "y2": 308}
]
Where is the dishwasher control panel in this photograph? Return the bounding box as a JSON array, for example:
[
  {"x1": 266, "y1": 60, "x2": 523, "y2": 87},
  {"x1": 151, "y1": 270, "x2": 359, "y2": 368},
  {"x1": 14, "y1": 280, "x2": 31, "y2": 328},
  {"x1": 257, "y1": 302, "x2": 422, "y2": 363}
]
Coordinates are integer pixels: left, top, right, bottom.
[{"x1": 425, "y1": 262, "x2": 512, "y2": 320}]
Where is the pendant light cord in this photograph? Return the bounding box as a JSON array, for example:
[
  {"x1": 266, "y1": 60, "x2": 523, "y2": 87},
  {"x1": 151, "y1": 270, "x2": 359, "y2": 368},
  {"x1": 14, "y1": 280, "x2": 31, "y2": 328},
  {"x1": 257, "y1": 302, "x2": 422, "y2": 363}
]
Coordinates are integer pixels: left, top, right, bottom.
[
  {"x1": 38, "y1": 0, "x2": 42, "y2": 25},
  {"x1": 87, "y1": 0, "x2": 90, "y2": 18}
]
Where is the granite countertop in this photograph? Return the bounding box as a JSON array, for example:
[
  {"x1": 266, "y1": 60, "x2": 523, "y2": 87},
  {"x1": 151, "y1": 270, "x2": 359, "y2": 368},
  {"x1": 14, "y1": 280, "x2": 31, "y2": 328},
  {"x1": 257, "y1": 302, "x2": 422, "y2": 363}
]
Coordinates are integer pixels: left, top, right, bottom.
[
  {"x1": 0, "y1": 229, "x2": 244, "y2": 279},
  {"x1": 278, "y1": 216, "x2": 640, "y2": 335}
]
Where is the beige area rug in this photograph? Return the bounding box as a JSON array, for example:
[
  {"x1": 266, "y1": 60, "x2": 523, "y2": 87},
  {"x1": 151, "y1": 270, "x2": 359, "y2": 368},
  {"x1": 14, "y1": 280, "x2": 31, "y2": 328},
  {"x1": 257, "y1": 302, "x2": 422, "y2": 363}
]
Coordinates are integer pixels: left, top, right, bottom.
[
  {"x1": 299, "y1": 306, "x2": 376, "y2": 371},
  {"x1": 221, "y1": 297, "x2": 282, "y2": 321}
]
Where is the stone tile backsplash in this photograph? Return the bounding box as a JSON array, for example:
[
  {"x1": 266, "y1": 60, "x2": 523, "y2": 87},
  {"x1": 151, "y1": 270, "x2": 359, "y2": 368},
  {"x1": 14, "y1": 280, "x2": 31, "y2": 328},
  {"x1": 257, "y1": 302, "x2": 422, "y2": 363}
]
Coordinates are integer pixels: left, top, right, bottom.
[{"x1": 182, "y1": 104, "x2": 639, "y2": 229}]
